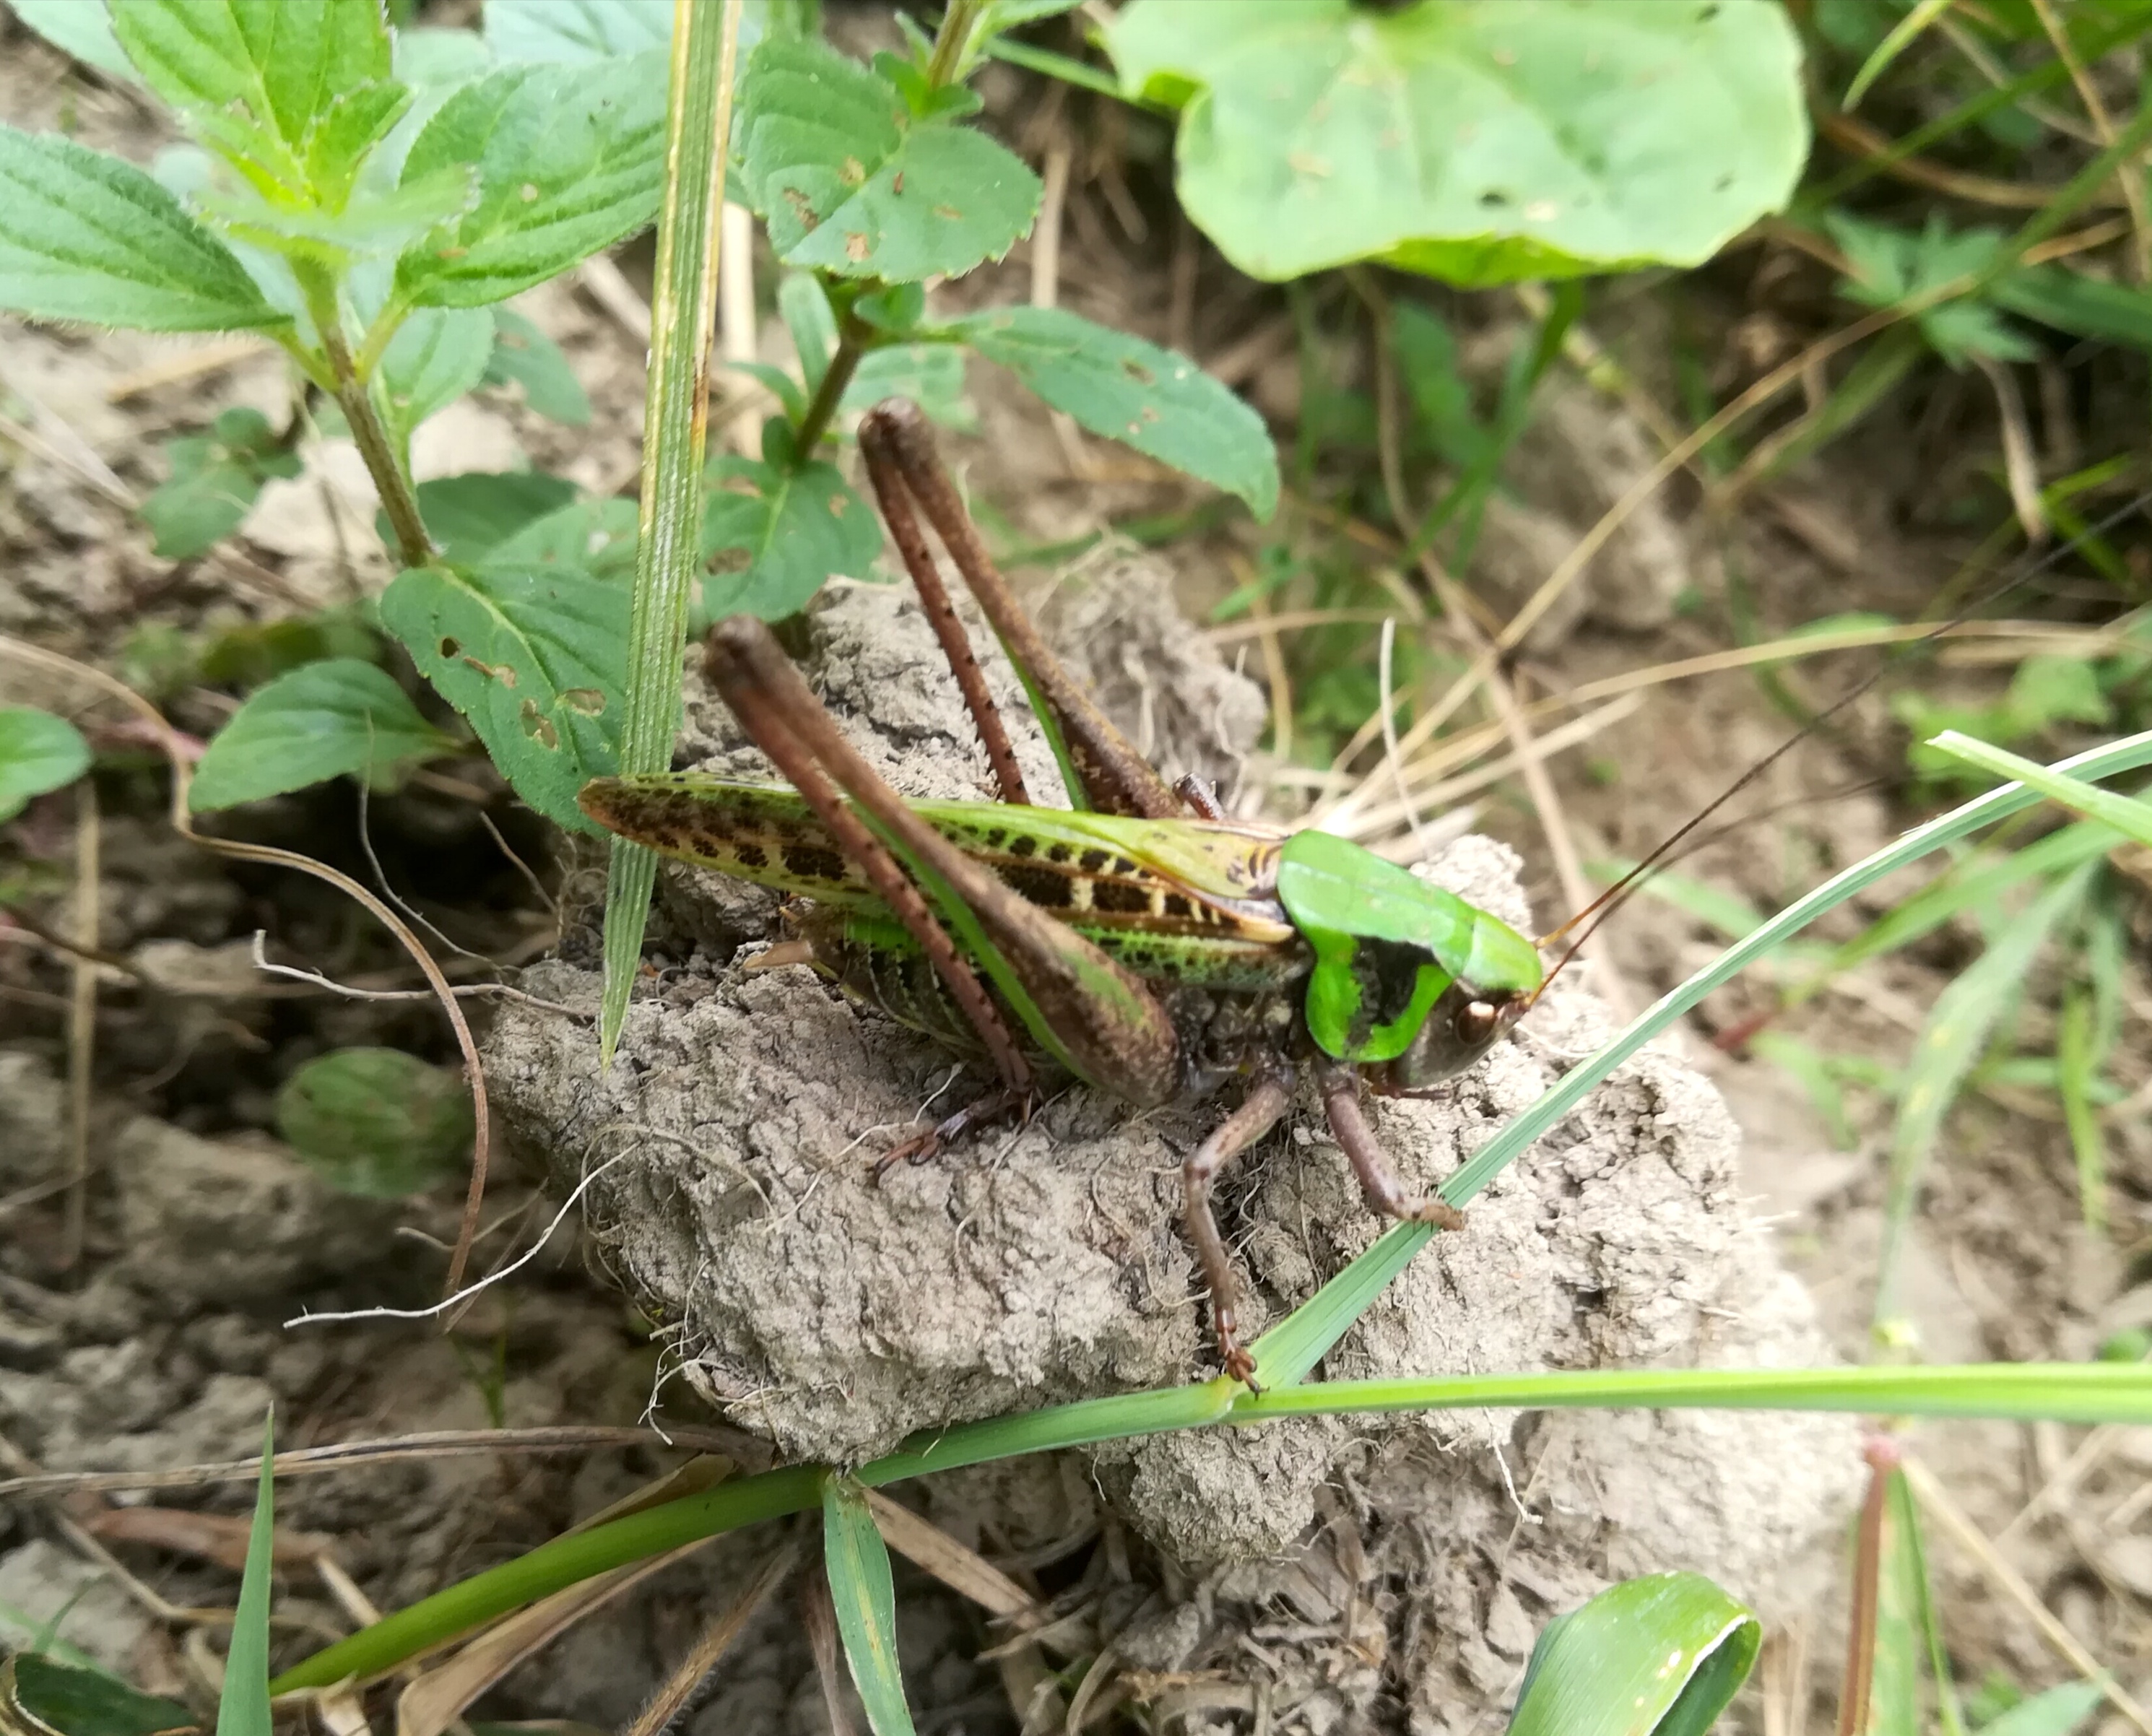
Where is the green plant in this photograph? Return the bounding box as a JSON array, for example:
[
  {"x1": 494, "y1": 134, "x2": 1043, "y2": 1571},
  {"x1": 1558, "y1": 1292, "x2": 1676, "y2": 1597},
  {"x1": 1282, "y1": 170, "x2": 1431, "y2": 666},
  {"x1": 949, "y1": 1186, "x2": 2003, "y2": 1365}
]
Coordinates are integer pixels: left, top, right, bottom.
[{"x1": 0, "y1": 708, "x2": 90, "y2": 823}]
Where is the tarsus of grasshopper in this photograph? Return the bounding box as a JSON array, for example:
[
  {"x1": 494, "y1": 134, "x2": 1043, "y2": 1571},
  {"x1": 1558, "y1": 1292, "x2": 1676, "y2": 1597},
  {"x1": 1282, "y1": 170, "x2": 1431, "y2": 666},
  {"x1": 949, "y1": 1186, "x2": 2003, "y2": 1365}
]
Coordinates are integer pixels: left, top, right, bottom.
[{"x1": 1529, "y1": 486, "x2": 2152, "y2": 1002}]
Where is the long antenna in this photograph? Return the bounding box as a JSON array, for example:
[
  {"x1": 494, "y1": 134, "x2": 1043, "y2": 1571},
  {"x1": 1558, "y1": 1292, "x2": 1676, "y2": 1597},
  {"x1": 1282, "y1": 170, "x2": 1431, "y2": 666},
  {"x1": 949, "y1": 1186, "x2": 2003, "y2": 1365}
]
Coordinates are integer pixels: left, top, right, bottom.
[{"x1": 1527, "y1": 486, "x2": 2152, "y2": 1000}]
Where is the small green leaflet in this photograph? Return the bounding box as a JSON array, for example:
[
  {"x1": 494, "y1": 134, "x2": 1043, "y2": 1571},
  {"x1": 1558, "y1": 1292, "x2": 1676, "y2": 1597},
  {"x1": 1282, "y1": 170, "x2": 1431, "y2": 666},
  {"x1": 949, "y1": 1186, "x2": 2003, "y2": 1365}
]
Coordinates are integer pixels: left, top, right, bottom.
[
  {"x1": 1106, "y1": 0, "x2": 1808, "y2": 287},
  {"x1": 734, "y1": 37, "x2": 1041, "y2": 284},
  {"x1": 0, "y1": 126, "x2": 287, "y2": 332},
  {"x1": 277, "y1": 1047, "x2": 474, "y2": 1197},
  {"x1": 483, "y1": 307, "x2": 593, "y2": 425},
  {"x1": 396, "y1": 470, "x2": 583, "y2": 563},
  {"x1": 396, "y1": 54, "x2": 668, "y2": 307},
  {"x1": 1506, "y1": 1572, "x2": 1760, "y2": 1736},
  {"x1": 373, "y1": 306, "x2": 497, "y2": 456},
  {"x1": 379, "y1": 560, "x2": 628, "y2": 833},
  {"x1": 1826, "y1": 213, "x2": 2034, "y2": 368},
  {"x1": 846, "y1": 344, "x2": 973, "y2": 432},
  {"x1": 0, "y1": 706, "x2": 90, "y2": 823},
  {"x1": 217, "y1": 1410, "x2": 277, "y2": 1736},
  {"x1": 821, "y1": 1477, "x2": 917, "y2": 1736},
  {"x1": 932, "y1": 305, "x2": 1276, "y2": 517},
  {"x1": 189, "y1": 659, "x2": 459, "y2": 811},
  {"x1": 703, "y1": 453, "x2": 883, "y2": 621},
  {"x1": 0, "y1": 1654, "x2": 195, "y2": 1736},
  {"x1": 484, "y1": 0, "x2": 678, "y2": 62},
  {"x1": 142, "y1": 407, "x2": 302, "y2": 560}
]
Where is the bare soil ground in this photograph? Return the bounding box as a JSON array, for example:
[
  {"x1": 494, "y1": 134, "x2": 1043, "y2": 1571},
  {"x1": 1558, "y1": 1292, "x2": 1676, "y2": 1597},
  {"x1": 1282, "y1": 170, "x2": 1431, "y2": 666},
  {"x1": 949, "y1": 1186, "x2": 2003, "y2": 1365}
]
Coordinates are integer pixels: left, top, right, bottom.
[{"x1": 4, "y1": 14, "x2": 2149, "y2": 1735}]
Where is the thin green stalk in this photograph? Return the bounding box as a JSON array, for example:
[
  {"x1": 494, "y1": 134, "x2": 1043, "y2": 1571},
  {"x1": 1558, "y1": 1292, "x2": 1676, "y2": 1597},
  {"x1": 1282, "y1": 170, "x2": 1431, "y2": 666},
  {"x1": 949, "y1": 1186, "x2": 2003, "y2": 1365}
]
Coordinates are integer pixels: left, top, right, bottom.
[
  {"x1": 272, "y1": 1361, "x2": 2152, "y2": 1693},
  {"x1": 296, "y1": 265, "x2": 431, "y2": 568},
  {"x1": 598, "y1": 0, "x2": 747, "y2": 1064},
  {"x1": 790, "y1": 314, "x2": 869, "y2": 456},
  {"x1": 925, "y1": 0, "x2": 988, "y2": 89}
]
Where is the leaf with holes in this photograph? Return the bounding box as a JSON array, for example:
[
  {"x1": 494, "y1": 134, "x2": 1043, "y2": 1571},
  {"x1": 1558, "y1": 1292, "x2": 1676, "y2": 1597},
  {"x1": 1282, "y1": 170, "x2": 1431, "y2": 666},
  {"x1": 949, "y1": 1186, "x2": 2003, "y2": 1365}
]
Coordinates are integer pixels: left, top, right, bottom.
[
  {"x1": 733, "y1": 36, "x2": 1040, "y2": 283},
  {"x1": 482, "y1": 306, "x2": 592, "y2": 424},
  {"x1": 0, "y1": 127, "x2": 289, "y2": 331},
  {"x1": 0, "y1": 706, "x2": 90, "y2": 823},
  {"x1": 277, "y1": 1047, "x2": 474, "y2": 1197},
  {"x1": 373, "y1": 306, "x2": 496, "y2": 454},
  {"x1": 189, "y1": 659, "x2": 459, "y2": 811},
  {"x1": 142, "y1": 407, "x2": 302, "y2": 560},
  {"x1": 932, "y1": 305, "x2": 1275, "y2": 516},
  {"x1": 701, "y1": 452, "x2": 883, "y2": 620},
  {"x1": 396, "y1": 54, "x2": 667, "y2": 308},
  {"x1": 379, "y1": 560, "x2": 628, "y2": 833},
  {"x1": 1106, "y1": 0, "x2": 1808, "y2": 286}
]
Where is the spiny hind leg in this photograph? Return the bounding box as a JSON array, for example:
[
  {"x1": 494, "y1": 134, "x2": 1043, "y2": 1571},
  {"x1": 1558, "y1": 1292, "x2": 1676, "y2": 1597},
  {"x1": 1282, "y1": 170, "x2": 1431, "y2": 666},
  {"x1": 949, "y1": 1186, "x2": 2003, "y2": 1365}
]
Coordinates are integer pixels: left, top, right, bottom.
[
  {"x1": 1316, "y1": 1063, "x2": 1467, "y2": 1232},
  {"x1": 1182, "y1": 1067, "x2": 1294, "y2": 1385},
  {"x1": 873, "y1": 1082, "x2": 1031, "y2": 1177}
]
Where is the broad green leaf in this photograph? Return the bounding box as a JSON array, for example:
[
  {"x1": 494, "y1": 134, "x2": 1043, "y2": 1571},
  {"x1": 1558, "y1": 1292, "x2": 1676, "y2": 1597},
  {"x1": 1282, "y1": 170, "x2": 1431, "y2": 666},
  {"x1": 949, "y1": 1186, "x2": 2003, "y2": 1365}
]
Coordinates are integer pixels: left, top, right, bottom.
[
  {"x1": 821, "y1": 1477, "x2": 917, "y2": 1736},
  {"x1": 0, "y1": 707, "x2": 90, "y2": 823},
  {"x1": 702, "y1": 455, "x2": 882, "y2": 620},
  {"x1": 1927, "y1": 731, "x2": 2152, "y2": 850},
  {"x1": 482, "y1": 307, "x2": 593, "y2": 424},
  {"x1": 396, "y1": 55, "x2": 667, "y2": 308},
  {"x1": 1105, "y1": 0, "x2": 1808, "y2": 286},
  {"x1": 188, "y1": 659, "x2": 458, "y2": 811},
  {"x1": 378, "y1": 560, "x2": 627, "y2": 833},
  {"x1": 484, "y1": 0, "x2": 674, "y2": 61},
  {"x1": 932, "y1": 305, "x2": 1277, "y2": 517},
  {"x1": 277, "y1": 1047, "x2": 474, "y2": 1197},
  {"x1": 372, "y1": 307, "x2": 496, "y2": 454},
  {"x1": 217, "y1": 1411, "x2": 275, "y2": 1736},
  {"x1": 110, "y1": 0, "x2": 392, "y2": 199},
  {"x1": 7, "y1": 1, "x2": 136, "y2": 81},
  {"x1": 844, "y1": 344, "x2": 974, "y2": 432},
  {"x1": 0, "y1": 127, "x2": 287, "y2": 331},
  {"x1": 142, "y1": 407, "x2": 302, "y2": 560},
  {"x1": 199, "y1": 607, "x2": 379, "y2": 690},
  {"x1": 0, "y1": 1654, "x2": 195, "y2": 1736},
  {"x1": 1506, "y1": 1572, "x2": 1759, "y2": 1736},
  {"x1": 490, "y1": 495, "x2": 639, "y2": 578},
  {"x1": 1979, "y1": 1683, "x2": 2105, "y2": 1736},
  {"x1": 1826, "y1": 213, "x2": 2034, "y2": 368},
  {"x1": 734, "y1": 38, "x2": 1041, "y2": 283},
  {"x1": 399, "y1": 470, "x2": 583, "y2": 563}
]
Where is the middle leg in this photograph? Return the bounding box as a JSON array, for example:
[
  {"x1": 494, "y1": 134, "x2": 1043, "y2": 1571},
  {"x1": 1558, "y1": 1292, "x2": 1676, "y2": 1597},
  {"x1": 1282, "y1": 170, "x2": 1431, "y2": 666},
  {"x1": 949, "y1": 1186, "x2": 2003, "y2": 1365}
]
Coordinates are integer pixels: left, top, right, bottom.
[{"x1": 1182, "y1": 1065, "x2": 1295, "y2": 1384}]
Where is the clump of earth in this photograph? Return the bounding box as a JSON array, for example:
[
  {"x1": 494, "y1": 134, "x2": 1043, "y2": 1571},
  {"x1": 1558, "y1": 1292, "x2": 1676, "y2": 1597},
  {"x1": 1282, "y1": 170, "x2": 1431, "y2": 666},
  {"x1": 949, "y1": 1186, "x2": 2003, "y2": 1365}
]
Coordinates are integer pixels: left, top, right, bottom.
[{"x1": 487, "y1": 550, "x2": 1862, "y2": 1719}]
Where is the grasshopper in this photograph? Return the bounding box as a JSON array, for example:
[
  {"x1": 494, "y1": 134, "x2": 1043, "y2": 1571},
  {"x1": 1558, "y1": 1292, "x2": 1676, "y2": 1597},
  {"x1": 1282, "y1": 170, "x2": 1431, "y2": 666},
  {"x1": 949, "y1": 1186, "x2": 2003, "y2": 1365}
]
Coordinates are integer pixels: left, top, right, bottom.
[{"x1": 581, "y1": 399, "x2": 1548, "y2": 1384}]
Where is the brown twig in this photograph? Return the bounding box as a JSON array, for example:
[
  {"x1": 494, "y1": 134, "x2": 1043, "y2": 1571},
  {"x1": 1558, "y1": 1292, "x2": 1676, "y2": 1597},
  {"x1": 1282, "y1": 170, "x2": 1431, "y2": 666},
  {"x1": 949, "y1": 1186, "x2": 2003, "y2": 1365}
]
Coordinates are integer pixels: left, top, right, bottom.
[
  {"x1": 622, "y1": 1533, "x2": 804, "y2": 1736},
  {"x1": 1834, "y1": 1435, "x2": 1897, "y2": 1736}
]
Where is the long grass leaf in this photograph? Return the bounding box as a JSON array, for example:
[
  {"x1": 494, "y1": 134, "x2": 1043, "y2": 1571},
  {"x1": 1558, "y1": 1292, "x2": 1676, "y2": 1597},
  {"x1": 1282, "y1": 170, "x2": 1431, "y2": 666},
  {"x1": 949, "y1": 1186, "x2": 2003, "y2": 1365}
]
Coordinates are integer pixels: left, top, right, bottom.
[
  {"x1": 217, "y1": 1412, "x2": 275, "y2": 1736},
  {"x1": 1253, "y1": 730, "x2": 2152, "y2": 1388},
  {"x1": 1926, "y1": 732, "x2": 2152, "y2": 849},
  {"x1": 1506, "y1": 1572, "x2": 1758, "y2": 1736},
  {"x1": 1842, "y1": 0, "x2": 1958, "y2": 111},
  {"x1": 598, "y1": 0, "x2": 747, "y2": 1062},
  {"x1": 821, "y1": 1476, "x2": 917, "y2": 1735}
]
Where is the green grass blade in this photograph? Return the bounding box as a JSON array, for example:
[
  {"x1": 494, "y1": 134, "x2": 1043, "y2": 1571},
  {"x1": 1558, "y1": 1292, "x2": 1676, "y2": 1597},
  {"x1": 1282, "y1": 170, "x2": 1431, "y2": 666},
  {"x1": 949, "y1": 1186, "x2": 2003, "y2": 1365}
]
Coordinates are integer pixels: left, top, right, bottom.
[
  {"x1": 1979, "y1": 1682, "x2": 2105, "y2": 1735},
  {"x1": 1506, "y1": 1572, "x2": 1758, "y2": 1736},
  {"x1": 1252, "y1": 730, "x2": 2152, "y2": 1389},
  {"x1": 1895, "y1": 1469, "x2": 1967, "y2": 1736},
  {"x1": 1841, "y1": 0, "x2": 1958, "y2": 111},
  {"x1": 821, "y1": 1476, "x2": 917, "y2": 1736},
  {"x1": 2057, "y1": 987, "x2": 2108, "y2": 1233},
  {"x1": 1925, "y1": 731, "x2": 2152, "y2": 849},
  {"x1": 1875, "y1": 861, "x2": 2096, "y2": 1330},
  {"x1": 597, "y1": 0, "x2": 746, "y2": 1063},
  {"x1": 1870, "y1": 1468, "x2": 1925, "y2": 1736},
  {"x1": 217, "y1": 1412, "x2": 275, "y2": 1736}
]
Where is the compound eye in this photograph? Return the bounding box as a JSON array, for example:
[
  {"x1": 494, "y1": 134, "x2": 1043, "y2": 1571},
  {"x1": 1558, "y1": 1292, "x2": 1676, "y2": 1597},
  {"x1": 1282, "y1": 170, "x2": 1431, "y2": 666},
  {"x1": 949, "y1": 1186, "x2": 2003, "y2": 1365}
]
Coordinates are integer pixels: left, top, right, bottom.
[{"x1": 1452, "y1": 998, "x2": 1500, "y2": 1046}]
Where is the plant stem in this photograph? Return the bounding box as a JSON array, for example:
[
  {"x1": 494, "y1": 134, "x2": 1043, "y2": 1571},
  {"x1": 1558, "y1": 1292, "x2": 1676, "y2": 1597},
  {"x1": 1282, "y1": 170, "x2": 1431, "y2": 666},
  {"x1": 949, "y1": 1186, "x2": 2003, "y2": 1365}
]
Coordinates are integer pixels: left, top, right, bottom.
[
  {"x1": 791, "y1": 315, "x2": 869, "y2": 456},
  {"x1": 925, "y1": 0, "x2": 986, "y2": 89},
  {"x1": 298, "y1": 270, "x2": 433, "y2": 569}
]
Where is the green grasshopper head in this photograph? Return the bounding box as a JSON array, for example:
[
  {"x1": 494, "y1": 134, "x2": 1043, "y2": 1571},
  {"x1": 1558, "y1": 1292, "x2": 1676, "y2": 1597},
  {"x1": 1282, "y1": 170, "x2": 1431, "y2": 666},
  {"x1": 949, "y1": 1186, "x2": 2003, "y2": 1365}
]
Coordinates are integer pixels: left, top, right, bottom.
[{"x1": 1361, "y1": 978, "x2": 1532, "y2": 1095}]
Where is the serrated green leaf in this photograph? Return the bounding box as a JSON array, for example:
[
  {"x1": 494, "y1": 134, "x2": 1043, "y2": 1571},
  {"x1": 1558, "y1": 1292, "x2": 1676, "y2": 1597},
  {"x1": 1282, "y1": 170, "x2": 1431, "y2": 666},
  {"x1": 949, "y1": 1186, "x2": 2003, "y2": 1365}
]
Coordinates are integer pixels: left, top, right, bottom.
[
  {"x1": 7, "y1": 1, "x2": 137, "y2": 82},
  {"x1": 701, "y1": 456, "x2": 882, "y2": 620},
  {"x1": 397, "y1": 470, "x2": 583, "y2": 563},
  {"x1": 0, "y1": 126, "x2": 287, "y2": 331},
  {"x1": 1106, "y1": 0, "x2": 1807, "y2": 286},
  {"x1": 394, "y1": 54, "x2": 667, "y2": 307},
  {"x1": 734, "y1": 37, "x2": 1041, "y2": 283},
  {"x1": 277, "y1": 1047, "x2": 474, "y2": 1197},
  {"x1": 482, "y1": 306, "x2": 593, "y2": 423},
  {"x1": 844, "y1": 343, "x2": 973, "y2": 432},
  {"x1": 0, "y1": 707, "x2": 90, "y2": 823},
  {"x1": 490, "y1": 495, "x2": 640, "y2": 578},
  {"x1": 1, "y1": 1653, "x2": 196, "y2": 1736},
  {"x1": 1826, "y1": 213, "x2": 2034, "y2": 368},
  {"x1": 190, "y1": 659, "x2": 456, "y2": 811},
  {"x1": 1506, "y1": 1572, "x2": 1759, "y2": 1736},
  {"x1": 933, "y1": 305, "x2": 1277, "y2": 516},
  {"x1": 822, "y1": 1477, "x2": 917, "y2": 1736},
  {"x1": 301, "y1": 78, "x2": 416, "y2": 209},
  {"x1": 216, "y1": 1411, "x2": 276, "y2": 1736},
  {"x1": 485, "y1": 0, "x2": 674, "y2": 61},
  {"x1": 379, "y1": 561, "x2": 627, "y2": 832},
  {"x1": 110, "y1": 0, "x2": 391, "y2": 201},
  {"x1": 373, "y1": 306, "x2": 495, "y2": 453},
  {"x1": 142, "y1": 407, "x2": 302, "y2": 560}
]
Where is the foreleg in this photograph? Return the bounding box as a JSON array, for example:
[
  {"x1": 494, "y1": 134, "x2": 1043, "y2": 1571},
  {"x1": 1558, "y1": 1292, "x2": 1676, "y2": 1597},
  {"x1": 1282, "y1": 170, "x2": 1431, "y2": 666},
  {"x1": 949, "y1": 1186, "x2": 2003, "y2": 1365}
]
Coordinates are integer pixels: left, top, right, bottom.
[{"x1": 1316, "y1": 1062, "x2": 1466, "y2": 1231}]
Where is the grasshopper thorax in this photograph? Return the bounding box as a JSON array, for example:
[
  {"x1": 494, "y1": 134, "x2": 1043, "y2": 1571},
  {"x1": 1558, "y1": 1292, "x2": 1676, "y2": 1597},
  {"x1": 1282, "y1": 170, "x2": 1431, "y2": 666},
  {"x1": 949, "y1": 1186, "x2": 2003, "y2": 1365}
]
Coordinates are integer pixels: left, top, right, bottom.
[{"x1": 1360, "y1": 979, "x2": 1532, "y2": 1097}]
